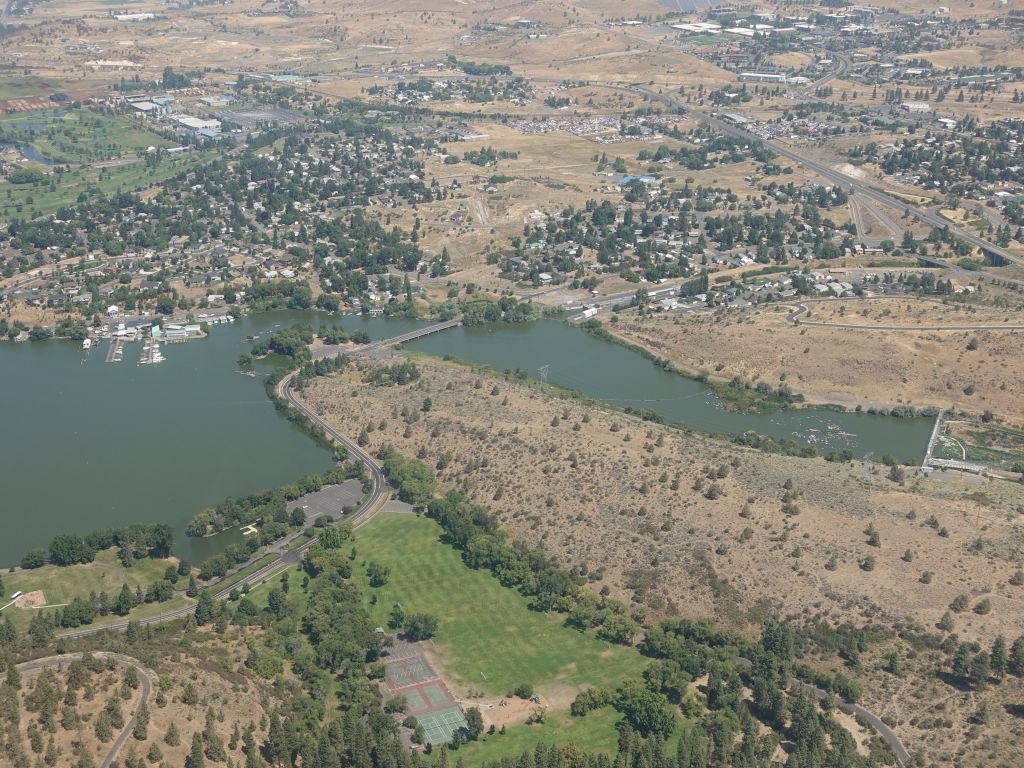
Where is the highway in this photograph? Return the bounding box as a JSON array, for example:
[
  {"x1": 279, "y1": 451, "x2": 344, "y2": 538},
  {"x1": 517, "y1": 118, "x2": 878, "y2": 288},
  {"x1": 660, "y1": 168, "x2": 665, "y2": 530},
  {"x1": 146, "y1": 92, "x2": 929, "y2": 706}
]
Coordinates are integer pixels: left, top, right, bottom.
[
  {"x1": 16, "y1": 652, "x2": 154, "y2": 768},
  {"x1": 613, "y1": 82, "x2": 1022, "y2": 269},
  {"x1": 696, "y1": 109, "x2": 1023, "y2": 268},
  {"x1": 786, "y1": 301, "x2": 1024, "y2": 331}
]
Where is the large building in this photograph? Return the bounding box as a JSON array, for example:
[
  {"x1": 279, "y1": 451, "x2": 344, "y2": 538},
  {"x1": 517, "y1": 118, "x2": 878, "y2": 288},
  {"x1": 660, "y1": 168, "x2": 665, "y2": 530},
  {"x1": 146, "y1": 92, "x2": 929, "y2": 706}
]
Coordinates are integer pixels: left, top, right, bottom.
[
  {"x1": 739, "y1": 72, "x2": 787, "y2": 83},
  {"x1": 899, "y1": 102, "x2": 931, "y2": 113},
  {"x1": 170, "y1": 115, "x2": 222, "y2": 134}
]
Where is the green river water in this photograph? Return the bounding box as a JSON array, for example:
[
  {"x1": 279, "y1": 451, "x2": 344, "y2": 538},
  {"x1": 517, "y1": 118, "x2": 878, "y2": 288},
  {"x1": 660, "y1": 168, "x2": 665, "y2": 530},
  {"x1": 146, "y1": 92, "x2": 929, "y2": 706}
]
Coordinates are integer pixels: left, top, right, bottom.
[{"x1": 0, "y1": 312, "x2": 932, "y2": 566}]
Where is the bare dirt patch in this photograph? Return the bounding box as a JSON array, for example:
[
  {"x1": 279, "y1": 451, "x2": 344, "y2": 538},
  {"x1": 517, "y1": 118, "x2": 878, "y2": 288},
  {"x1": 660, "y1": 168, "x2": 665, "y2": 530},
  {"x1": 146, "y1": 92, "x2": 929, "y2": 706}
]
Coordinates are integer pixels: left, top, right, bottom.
[
  {"x1": 479, "y1": 696, "x2": 542, "y2": 729},
  {"x1": 833, "y1": 709, "x2": 872, "y2": 757},
  {"x1": 15, "y1": 590, "x2": 46, "y2": 608}
]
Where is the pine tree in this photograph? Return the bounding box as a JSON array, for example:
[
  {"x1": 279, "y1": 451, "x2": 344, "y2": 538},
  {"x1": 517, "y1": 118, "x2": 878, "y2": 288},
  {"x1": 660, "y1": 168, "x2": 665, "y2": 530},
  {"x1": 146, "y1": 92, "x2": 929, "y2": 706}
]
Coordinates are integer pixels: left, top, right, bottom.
[
  {"x1": 188, "y1": 732, "x2": 206, "y2": 768},
  {"x1": 204, "y1": 706, "x2": 227, "y2": 762},
  {"x1": 991, "y1": 636, "x2": 1008, "y2": 680},
  {"x1": 113, "y1": 584, "x2": 133, "y2": 616},
  {"x1": 195, "y1": 591, "x2": 215, "y2": 626},
  {"x1": 164, "y1": 722, "x2": 181, "y2": 747},
  {"x1": 952, "y1": 643, "x2": 972, "y2": 682},
  {"x1": 1008, "y1": 636, "x2": 1024, "y2": 676},
  {"x1": 132, "y1": 702, "x2": 149, "y2": 740},
  {"x1": 969, "y1": 651, "x2": 991, "y2": 689}
]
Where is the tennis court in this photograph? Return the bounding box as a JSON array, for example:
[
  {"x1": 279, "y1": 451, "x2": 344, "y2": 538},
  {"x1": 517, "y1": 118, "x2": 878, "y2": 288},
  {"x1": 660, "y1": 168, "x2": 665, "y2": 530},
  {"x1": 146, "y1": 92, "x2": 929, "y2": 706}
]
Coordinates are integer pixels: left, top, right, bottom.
[
  {"x1": 401, "y1": 689, "x2": 427, "y2": 713},
  {"x1": 392, "y1": 679, "x2": 455, "y2": 716},
  {"x1": 380, "y1": 639, "x2": 466, "y2": 746},
  {"x1": 418, "y1": 706, "x2": 468, "y2": 746},
  {"x1": 386, "y1": 638, "x2": 428, "y2": 662},
  {"x1": 422, "y1": 683, "x2": 450, "y2": 707},
  {"x1": 386, "y1": 656, "x2": 437, "y2": 688}
]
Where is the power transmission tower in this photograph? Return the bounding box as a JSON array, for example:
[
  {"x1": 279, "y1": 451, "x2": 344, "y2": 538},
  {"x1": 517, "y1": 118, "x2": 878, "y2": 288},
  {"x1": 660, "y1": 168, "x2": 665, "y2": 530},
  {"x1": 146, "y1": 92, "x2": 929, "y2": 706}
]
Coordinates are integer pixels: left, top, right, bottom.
[{"x1": 538, "y1": 365, "x2": 549, "y2": 384}]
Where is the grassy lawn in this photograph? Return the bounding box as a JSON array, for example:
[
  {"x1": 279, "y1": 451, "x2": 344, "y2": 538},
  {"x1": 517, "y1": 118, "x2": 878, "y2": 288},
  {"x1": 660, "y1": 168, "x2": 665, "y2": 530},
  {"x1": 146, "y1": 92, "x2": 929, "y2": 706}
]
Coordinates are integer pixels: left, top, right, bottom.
[
  {"x1": 1, "y1": 548, "x2": 180, "y2": 630},
  {"x1": 0, "y1": 109, "x2": 171, "y2": 164},
  {"x1": 0, "y1": 150, "x2": 211, "y2": 224},
  {"x1": 0, "y1": 80, "x2": 55, "y2": 100},
  {"x1": 455, "y1": 706, "x2": 624, "y2": 764},
  {"x1": 350, "y1": 513, "x2": 647, "y2": 698},
  {"x1": 246, "y1": 513, "x2": 653, "y2": 761}
]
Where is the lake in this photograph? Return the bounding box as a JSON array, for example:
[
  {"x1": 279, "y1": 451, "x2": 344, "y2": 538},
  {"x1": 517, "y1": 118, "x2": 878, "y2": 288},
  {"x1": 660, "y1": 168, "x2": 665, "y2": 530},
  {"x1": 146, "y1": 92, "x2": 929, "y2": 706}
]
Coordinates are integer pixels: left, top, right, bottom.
[
  {"x1": 0, "y1": 311, "x2": 421, "y2": 567},
  {"x1": 0, "y1": 312, "x2": 932, "y2": 567}
]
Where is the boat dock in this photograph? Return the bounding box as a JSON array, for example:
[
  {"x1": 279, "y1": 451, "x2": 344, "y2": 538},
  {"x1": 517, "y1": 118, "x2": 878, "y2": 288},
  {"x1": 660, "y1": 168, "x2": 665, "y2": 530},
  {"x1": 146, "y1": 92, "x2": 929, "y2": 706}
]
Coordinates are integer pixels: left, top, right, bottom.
[
  {"x1": 138, "y1": 339, "x2": 164, "y2": 365},
  {"x1": 104, "y1": 339, "x2": 124, "y2": 363}
]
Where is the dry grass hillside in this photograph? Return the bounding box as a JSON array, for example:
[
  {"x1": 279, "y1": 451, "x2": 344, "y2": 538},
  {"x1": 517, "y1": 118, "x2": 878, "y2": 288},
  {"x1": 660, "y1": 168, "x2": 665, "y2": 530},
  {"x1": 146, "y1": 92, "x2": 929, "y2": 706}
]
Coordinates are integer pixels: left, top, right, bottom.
[
  {"x1": 302, "y1": 353, "x2": 1024, "y2": 766},
  {"x1": 10, "y1": 645, "x2": 266, "y2": 768},
  {"x1": 611, "y1": 299, "x2": 1024, "y2": 425},
  {"x1": 303, "y1": 355, "x2": 1024, "y2": 643}
]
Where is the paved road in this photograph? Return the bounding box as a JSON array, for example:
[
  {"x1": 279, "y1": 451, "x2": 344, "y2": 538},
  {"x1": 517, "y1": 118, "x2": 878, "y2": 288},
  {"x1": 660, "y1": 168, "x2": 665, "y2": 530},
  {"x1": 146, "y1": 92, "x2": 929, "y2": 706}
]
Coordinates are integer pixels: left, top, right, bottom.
[
  {"x1": 17, "y1": 652, "x2": 153, "y2": 768},
  {"x1": 56, "y1": 351, "x2": 400, "y2": 640},
  {"x1": 786, "y1": 301, "x2": 1024, "y2": 331},
  {"x1": 622, "y1": 84, "x2": 1023, "y2": 269},
  {"x1": 312, "y1": 318, "x2": 462, "y2": 360},
  {"x1": 801, "y1": 53, "x2": 850, "y2": 96},
  {"x1": 734, "y1": 657, "x2": 910, "y2": 765},
  {"x1": 792, "y1": 677, "x2": 910, "y2": 765}
]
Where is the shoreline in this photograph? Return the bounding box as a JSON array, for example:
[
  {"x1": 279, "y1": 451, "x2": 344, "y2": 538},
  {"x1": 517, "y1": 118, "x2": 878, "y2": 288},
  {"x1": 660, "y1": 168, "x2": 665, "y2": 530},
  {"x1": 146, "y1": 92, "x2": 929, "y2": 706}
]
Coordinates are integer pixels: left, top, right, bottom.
[{"x1": 600, "y1": 313, "x2": 951, "y2": 420}]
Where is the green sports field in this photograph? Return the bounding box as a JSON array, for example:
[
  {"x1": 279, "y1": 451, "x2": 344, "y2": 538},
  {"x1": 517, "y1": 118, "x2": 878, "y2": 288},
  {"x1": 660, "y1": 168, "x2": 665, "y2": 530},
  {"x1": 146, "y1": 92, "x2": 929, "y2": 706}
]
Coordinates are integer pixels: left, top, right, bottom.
[
  {"x1": 0, "y1": 149, "x2": 211, "y2": 224},
  {"x1": 247, "y1": 511, "x2": 652, "y2": 763},
  {"x1": 0, "y1": 109, "x2": 172, "y2": 164},
  {"x1": 351, "y1": 512, "x2": 647, "y2": 698},
  {"x1": 1, "y1": 548, "x2": 188, "y2": 631}
]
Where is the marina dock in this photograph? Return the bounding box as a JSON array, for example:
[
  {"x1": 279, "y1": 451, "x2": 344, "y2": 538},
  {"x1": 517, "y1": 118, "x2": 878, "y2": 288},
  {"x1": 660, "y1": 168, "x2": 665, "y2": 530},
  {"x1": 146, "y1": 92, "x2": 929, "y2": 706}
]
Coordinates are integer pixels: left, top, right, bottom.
[
  {"x1": 138, "y1": 339, "x2": 164, "y2": 365},
  {"x1": 104, "y1": 339, "x2": 124, "y2": 363}
]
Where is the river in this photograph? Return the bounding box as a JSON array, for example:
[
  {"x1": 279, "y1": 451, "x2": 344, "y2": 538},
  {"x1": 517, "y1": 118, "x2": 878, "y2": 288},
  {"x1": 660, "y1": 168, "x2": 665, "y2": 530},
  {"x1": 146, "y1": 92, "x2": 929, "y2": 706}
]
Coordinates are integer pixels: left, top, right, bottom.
[
  {"x1": 0, "y1": 312, "x2": 931, "y2": 567},
  {"x1": 405, "y1": 320, "x2": 932, "y2": 462},
  {"x1": 0, "y1": 311, "x2": 421, "y2": 567}
]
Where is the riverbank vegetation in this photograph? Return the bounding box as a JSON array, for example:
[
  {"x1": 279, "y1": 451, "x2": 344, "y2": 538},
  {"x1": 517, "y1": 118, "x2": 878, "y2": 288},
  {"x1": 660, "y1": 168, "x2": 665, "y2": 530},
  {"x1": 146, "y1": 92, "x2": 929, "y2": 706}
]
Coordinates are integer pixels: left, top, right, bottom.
[
  {"x1": 18, "y1": 523, "x2": 173, "y2": 571},
  {"x1": 581, "y1": 318, "x2": 807, "y2": 416},
  {"x1": 250, "y1": 323, "x2": 314, "y2": 364},
  {"x1": 184, "y1": 466, "x2": 368, "y2": 581},
  {"x1": 608, "y1": 299, "x2": 1024, "y2": 426}
]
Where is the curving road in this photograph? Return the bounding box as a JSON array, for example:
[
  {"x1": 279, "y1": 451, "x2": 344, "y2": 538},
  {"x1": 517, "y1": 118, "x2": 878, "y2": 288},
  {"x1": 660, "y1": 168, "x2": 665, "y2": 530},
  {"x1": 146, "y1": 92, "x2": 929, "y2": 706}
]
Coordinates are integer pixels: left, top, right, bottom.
[
  {"x1": 786, "y1": 301, "x2": 1024, "y2": 331},
  {"x1": 56, "y1": 346, "x2": 400, "y2": 640},
  {"x1": 17, "y1": 652, "x2": 153, "y2": 768},
  {"x1": 734, "y1": 657, "x2": 910, "y2": 765},
  {"x1": 791, "y1": 676, "x2": 910, "y2": 765}
]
